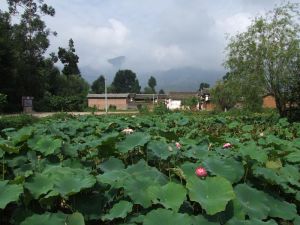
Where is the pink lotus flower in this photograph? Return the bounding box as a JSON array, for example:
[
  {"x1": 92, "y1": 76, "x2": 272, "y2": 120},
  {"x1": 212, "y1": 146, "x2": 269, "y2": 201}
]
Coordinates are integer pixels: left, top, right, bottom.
[
  {"x1": 122, "y1": 128, "x2": 134, "y2": 134},
  {"x1": 223, "y1": 143, "x2": 232, "y2": 148},
  {"x1": 175, "y1": 142, "x2": 181, "y2": 149},
  {"x1": 195, "y1": 167, "x2": 207, "y2": 177}
]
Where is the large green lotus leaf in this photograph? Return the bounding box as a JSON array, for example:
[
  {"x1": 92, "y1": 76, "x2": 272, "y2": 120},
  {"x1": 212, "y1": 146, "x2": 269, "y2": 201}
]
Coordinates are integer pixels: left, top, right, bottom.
[
  {"x1": 70, "y1": 193, "x2": 107, "y2": 220},
  {"x1": 10, "y1": 127, "x2": 33, "y2": 145},
  {"x1": 98, "y1": 160, "x2": 167, "y2": 207},
  {"x1": 285, "y1": 151, "x2": 300, "y2": 163},
  {"x1": 190, "y1": 215, "x2": 219, "y2": 225},
  {"x1": 180, "y1": 162, "x2": 197, "y2": 179},
  {"x1": 239, "y1": 144, "x2": 268, "y2": 163},
  {"x1": 0, "y1": 180, "x2": 23, "y2": 209},
  {"x1": 253, "y1": 167, "x2": 283, "y2": 184},
  {"x1": 182, "y1": 144, "x2": 209, "y2": 160},
  {"x1": 116, "y1": 132, "x2": 150, "y2": 153},
  {"x1": 147, "y1": 140, "x2": 177, "y2": 160},
  {"x1": 294, "y1": 216, "x2": 300, "y2": 225},
  {"x1": 99, "y1": 157, "x2": 125, "y2": 172},
  {"x1": 97, "y1": 170, "x2": 129, "y2": 188},
  {"x1": 24, "y1": 174, "x2": 53, "y2": 199},
  {"x1": 123, "y1": 177, "x2": 158, "y2": 208},
  {"x1": 234, "y1": 184, "x2": 270, "y2": 219},
  {"x1": 98, "y1": 160, "x2": 167, "y2": 188},
  {"x1": 66, "y1": 212, "x2": 85, "y2": 225},
  {"x1": 102, "y1": 201, "x2": 133, "y2": 221},
  {"x1": 203, "y1": 157, "x2": 244, "y2": 183},
  {"x1": 147, "y1": 182, "x2": 187, "y2": 212},
  {"x1": 279, "y1": 165, "x2": 300, "y2": 187},
  {"x1": 0, "y1": 139, "x2": 19, "y2": 154},
  {"x1": 20, "y1": 212, "x2": 67, "y2": 225},
  {"x1": 187, "y1": 176, "x2": 235, "y2": 215},
  {"x1": 143, "y1": 209, "x2": 191, "y2": 225},
  {"x1": 43, "y1": 166, "x2": 96, "y2": 197},
  {"x1": 226, "y1": 218, "x2": 278, "y2": 225},
  {"x1": 265, "y1": 194, "x2": 297, "y2": 220},
  {"x1": 28, "y1": 136, "x2": 62, "y2": 156}
]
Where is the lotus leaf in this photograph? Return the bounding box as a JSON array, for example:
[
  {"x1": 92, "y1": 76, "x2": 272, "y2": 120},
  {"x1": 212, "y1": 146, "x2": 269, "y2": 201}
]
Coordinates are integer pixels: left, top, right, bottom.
[
  {"x1": 187, "y1": 176, "x2": 235, "y2": 215},
  {"x1": 147, "y1": 182, "x2": 187, "y2": 211},
  {"x1": 116, "y1": 132, "x2": 150, "y2": 153},
  {"x1": 0, "y1": 180, "x2": 23, "y2": 209},
  {"x1": 234, "y1": 184, "x2": 270, "y2": 219},
  {"x1": 144, "y1": 209, "x2": 191, "y2": 225},
  {"x1": 20, "y1": 212, "x2": 67, "y2": 225},
  {"x1": 147, "y1": 140, "x2": 177, "y2": 160},
  {"x1": 203, "y1": 157, "x2": 244, "y2": 183},
  {"x1": 102, "y1": 201, "x2": 133, "y2": 221}
]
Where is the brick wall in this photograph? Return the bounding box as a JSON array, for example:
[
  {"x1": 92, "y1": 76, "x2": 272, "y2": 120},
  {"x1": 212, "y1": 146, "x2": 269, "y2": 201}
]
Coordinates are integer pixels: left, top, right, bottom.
[
  {"x1": 263, "y1": 95, "x2": 276, "y2": 108},
  {"x1": 88, "y1": 98, "x2": 128, "y2": 110}
]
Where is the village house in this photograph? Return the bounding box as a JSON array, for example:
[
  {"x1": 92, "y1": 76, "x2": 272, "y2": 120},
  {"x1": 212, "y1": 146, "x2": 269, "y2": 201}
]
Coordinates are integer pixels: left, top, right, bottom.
[
  {"x1": 167, "y1": 92, "x2": 199, "y2": 110},
  {"x1": 87, "y1": 93, "x2": 135, "y2": 110},
  {"x1": 135, "y1": 94, "x2": 168, "y2": 109}
]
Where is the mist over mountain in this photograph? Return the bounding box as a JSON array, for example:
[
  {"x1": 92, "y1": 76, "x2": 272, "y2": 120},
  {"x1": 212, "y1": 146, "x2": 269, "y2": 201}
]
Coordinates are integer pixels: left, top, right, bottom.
[{"x1": 82, "y1": 66, "x2": 223, "y2": 92}]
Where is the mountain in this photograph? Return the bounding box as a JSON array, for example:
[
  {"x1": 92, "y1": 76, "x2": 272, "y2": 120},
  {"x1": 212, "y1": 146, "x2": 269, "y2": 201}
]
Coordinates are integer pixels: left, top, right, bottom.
[
  {"x1": 141, "y1": 67, "x2": 223, "y2": 92},
  {"x1": 81, "y1": 66, "x2": 224, "y2": 92}
]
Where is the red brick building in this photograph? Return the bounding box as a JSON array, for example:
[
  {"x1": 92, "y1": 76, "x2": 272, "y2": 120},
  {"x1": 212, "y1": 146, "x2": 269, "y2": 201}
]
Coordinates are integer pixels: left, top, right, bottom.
[{"x1": 87, "y1": 93, "x2": 135, "y2": 110}]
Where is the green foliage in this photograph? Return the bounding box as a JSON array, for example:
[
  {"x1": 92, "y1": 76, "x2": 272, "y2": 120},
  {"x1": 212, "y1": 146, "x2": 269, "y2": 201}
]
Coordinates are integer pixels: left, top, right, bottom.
[
  {"x1": 224, "y1": 2, "x2": 300, "y2": 117},
  {"x1": 153, "y1": 102, "x2": 169, "y2": 114},
  {"x1": 0, "y1": 114, "x2": 39, "y2": 131},
  {"x1": 91, "y1": 75, "x2": 105, "y2": 94},
  {"x1": 182, "y1": 97, "x2": 198, "y2": 110},
  {"x1": 199, "y1": 82, "x2": 210, "y2": 91},
  {"x1": 144, "y1": 76, "x2": 157, "y2": 94},
  {"x1": 111, "y1": 70, "x2": 141, "y2": 93},
  {"x1": 0, "y1": 112, "x2": 299, "y2": 224},
  {"x1": 211, "y1": 80, "x2": 238, "y2": 111},
  {"x1": 0, "y1": 93, "x2": 7, "y2": 113},
  {"x1": 58, "y1": 39, "x2": 81, "y2": 76}
]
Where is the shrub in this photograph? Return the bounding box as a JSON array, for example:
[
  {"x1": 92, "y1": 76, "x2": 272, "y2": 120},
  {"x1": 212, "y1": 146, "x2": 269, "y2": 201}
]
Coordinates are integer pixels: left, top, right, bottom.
[{"x1": 0, "y1": 114, "x2": 39, "y2": 131}]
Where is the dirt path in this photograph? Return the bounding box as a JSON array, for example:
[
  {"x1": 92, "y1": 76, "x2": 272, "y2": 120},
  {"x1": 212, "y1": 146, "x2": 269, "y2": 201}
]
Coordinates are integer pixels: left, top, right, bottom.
[{"x1": 3, "y1": 111, "x2": 139, "y2": 118}]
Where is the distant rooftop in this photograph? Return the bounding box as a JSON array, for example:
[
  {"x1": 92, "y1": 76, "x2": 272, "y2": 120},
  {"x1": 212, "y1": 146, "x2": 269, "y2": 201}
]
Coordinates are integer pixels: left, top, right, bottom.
[{"x1": 87, "y1": 93, "x2": 132, "y2": 98}]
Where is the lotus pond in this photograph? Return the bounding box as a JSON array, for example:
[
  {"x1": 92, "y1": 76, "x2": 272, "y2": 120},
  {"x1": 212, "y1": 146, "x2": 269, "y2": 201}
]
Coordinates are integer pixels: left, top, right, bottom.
[{"x1": 0, "y1": 113, "x2": 299, "y2": 225}]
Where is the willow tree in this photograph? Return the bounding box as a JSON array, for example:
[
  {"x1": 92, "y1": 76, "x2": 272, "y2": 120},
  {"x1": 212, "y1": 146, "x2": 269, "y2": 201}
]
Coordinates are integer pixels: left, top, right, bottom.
[{"x1": 225, "y1": 3, "x2": 300, "y2": 116}]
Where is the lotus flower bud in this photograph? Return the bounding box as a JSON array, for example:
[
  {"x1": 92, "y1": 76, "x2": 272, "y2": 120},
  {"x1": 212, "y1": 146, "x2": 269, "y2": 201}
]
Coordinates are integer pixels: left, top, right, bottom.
[
  {"x1": 175, "y1": 142, "x2": 181, "y2": 149},
  {"x1": 122, "y1": 128, "x2": 134, "y2": 134},
  {"x1": 223, "y1": 143, "x2": 232, "y2": 148},
  {"x1": 195, "y1": 166, "x2": 207, "y2": 177}
]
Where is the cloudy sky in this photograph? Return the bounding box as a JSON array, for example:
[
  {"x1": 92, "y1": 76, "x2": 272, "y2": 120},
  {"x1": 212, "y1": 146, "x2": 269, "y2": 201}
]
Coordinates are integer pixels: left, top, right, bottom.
[{"x1": 1, "y1": 0, "x2": 294, "y2": 82}]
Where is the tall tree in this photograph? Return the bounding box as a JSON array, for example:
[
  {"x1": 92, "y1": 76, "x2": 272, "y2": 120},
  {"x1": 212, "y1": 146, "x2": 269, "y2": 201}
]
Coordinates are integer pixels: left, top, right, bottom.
[
  {"x1": 58, "y1": 39, "x2": 81, "y2": 76},
  {"x1": 111, "y1": 70, "x2": 141, "y2": 93},
  {"x1": 1, "y1": 0, "x2": 55, "y2": 110},
  {"x1": 91, "y1": 75, "x2": 105, "y2": 94},
  {"x1": 148, "y1": 76, "x2": 157, "y2": 93},
  {"x1": 225, "y1": 2, "x2": 300, "y2": 116}
]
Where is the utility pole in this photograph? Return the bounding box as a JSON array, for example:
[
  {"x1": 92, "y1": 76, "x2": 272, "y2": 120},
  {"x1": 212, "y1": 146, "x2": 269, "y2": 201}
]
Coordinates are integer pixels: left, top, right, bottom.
[{"x1": 105, "y1": 76, "x2": 108, "y2": 114}]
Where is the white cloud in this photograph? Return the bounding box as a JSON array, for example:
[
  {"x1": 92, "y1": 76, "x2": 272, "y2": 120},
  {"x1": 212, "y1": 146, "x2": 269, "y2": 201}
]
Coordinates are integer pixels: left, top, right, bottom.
[{"x1": 71, "y1": 18, "x2": 129, "y2": 48}]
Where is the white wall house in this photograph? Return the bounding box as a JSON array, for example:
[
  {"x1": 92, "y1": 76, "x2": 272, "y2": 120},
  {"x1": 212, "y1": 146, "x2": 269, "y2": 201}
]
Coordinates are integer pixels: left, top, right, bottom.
[{"x1": 166, "y1": 99, "x2": 182, "y2": 110}]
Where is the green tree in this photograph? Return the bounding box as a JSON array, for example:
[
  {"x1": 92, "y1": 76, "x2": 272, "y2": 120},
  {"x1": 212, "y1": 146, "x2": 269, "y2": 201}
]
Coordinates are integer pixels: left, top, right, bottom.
[
  {"x1": 225, "y1": 2, "x2": 300, "y2": 116},
  {"x1": 144, "y1": 87, "x2": 155, "y2": 94},
  {"x1": 111, "y1": 70, "x2": 141, "y2": 93},
  {"x1": 159, "y1": 89, "x2": 165, "y2": 94},
  {"x1": 91, "y1": 75, "x2": 105, "y2": 94},
  {"x1": 211, "y1": 81, "x2": 238, "y2": 111},
  {"x1": 182, "y1": 97, "x2": 199, "y2": 110},
  {"x1": 0, "y1": 0, "x2": 56, "y2": 111},
  {"x1": 148, "y1": 76, "x2": 157, "y2": 93},
  {"x1": 199, "y1": 82, "x2": 210, "y2": 91},
  {"x1": 58, "y1": 39, "x2": 81, "y2": 76}
]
